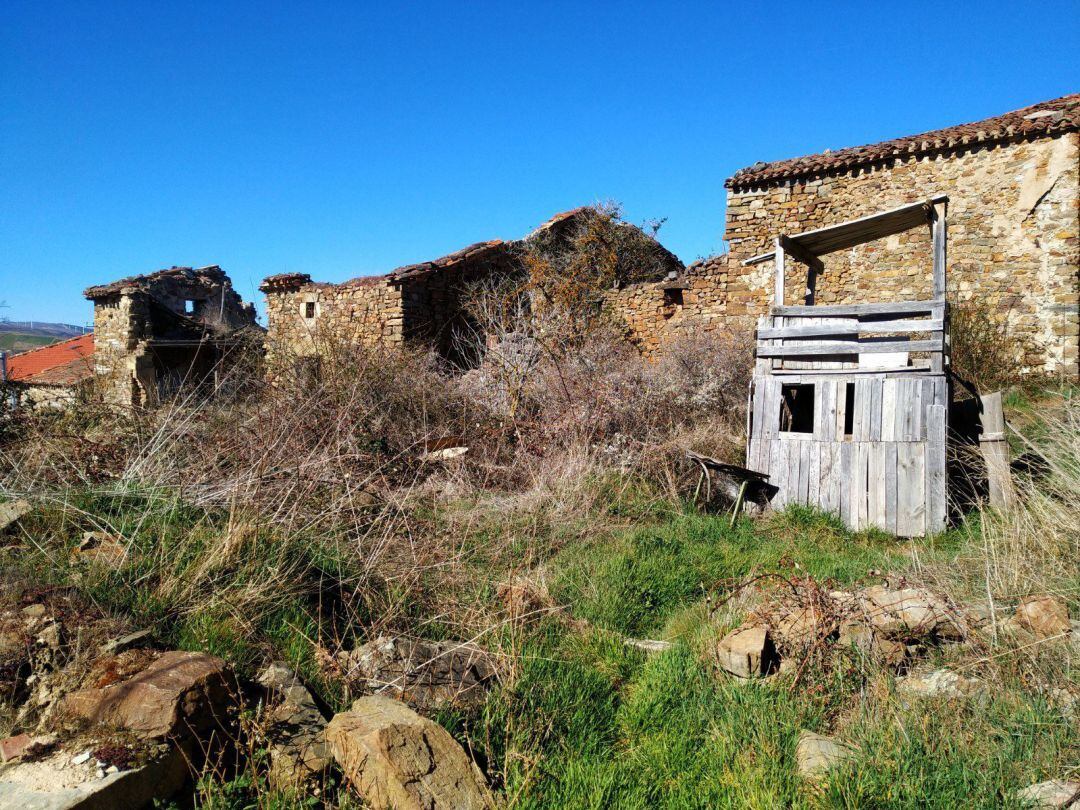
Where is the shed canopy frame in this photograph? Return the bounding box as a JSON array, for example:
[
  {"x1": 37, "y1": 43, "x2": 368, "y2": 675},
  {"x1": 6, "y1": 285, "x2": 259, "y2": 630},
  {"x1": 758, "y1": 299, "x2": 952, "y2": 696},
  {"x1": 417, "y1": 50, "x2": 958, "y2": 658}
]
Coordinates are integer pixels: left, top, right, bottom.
[{"x1": 742, "y1": 195, "x2": 949, "y2": 308}]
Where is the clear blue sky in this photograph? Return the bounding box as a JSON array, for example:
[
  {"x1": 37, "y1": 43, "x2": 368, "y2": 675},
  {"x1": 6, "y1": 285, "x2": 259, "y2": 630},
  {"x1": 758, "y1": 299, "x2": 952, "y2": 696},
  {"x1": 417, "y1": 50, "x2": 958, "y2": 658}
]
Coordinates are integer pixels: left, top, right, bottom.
[{"x1": 2, "y1": 1, "x2": 1077, "y2": 327}]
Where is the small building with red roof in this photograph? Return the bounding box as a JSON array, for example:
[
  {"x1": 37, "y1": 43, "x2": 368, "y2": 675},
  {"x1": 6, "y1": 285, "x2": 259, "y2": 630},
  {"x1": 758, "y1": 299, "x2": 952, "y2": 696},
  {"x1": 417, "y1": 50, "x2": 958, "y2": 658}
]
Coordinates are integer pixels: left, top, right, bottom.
[{"x1": 2, "y1": 333, "x2": 96, "y2": 407}]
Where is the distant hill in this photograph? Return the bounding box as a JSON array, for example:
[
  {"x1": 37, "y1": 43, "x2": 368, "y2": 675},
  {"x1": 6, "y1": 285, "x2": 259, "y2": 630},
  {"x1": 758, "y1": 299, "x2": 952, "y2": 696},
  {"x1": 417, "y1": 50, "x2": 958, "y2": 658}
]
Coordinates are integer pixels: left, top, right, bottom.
[
  {"x1": 0, "y1": 321, "x2": 91, "y2": 354},
  {"x1": 0, "y1": 321, "x2": 92, "y2": 338}
]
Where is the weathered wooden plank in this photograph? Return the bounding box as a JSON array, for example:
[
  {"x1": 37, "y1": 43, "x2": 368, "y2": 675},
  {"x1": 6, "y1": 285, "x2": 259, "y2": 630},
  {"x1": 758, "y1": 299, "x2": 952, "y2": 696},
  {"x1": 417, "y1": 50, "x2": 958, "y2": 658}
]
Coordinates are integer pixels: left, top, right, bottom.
[
  {"x1": 810, "y1": 442, "x2": 822, "y2": 508},
  {"x1": 799, "y1": 441, "x2": 812, "y2": 505},
  {"x1": 884, "y1": 442, "x2": 898, "y2": 535},
  {"x1": 820, "y1": 380, "x2": 836, "y2": 442},
  {"x1": 840, "y1": 442, "x2": 853, "y2": 528},
  {"x1": 881, "y1": 378, "x2": 897, "y2": 442},
  {"x1": 896, "y1": 442, "x2": 926, "y2": 537},
  {"x1": 926, "y1": 404, "x2": 947, "y2": 533},
  {"x1": 772, "y1": 300, "x2": 945, "y2": 318},
  {"x1": 757, "y1": 319, "x2": 945, "y2": 339},
  {"x1": 756, "y1": 339, "x2": 941, "y2": 357},
  {"x1": 868, "y1": 442, "x2": 886, "y2": 530},
  {"x1": 767, "y1": 366, "x2": 934, "y2": 377},
  {"x1": 869, "y1": 378, "x2": 883, "y2": 441},
  {"x1": 760, "y1": 378, "x2": 778, "y2": 439},
  {"x1": 820, "y1": 443, "x2": 839, "y2": 515},
  {"x1": 768, "y1": 440, "x2": 781, "y2": 505},
  {"x1": 853, "y1": 443, "x2": 868, "y2": 531}
]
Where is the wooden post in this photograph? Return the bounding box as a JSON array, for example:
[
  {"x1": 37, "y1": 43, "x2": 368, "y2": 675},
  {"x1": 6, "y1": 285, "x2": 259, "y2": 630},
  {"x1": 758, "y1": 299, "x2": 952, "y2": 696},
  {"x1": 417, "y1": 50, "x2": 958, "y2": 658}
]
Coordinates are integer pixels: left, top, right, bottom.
[
  {"x1": 774, "y1": 236, "x2": 785, "y2": 308},
  {"x1": 979, "y1": 391, "x2": 1015, "y2": 510},
  {"x1": 931, "y1": 202, "x2": 947, "y2": 301}
]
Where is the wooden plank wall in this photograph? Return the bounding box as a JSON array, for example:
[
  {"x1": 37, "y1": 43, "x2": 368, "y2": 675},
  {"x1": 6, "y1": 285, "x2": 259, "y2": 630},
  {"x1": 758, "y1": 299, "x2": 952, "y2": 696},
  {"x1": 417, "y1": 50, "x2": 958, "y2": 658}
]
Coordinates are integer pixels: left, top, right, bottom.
[{"x1": 747, "y1": 374, "x2": 947, "y2": 536}]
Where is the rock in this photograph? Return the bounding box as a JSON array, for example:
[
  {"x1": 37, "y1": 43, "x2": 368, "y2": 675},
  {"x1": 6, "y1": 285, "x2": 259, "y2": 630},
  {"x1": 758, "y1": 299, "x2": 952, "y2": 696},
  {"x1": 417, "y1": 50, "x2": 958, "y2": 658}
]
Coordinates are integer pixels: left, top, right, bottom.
[
  {"x1": 897, "y1": 669, "x2": 985, "y2": 700},
  {"x1": 71, "y1": 531, "x2": 126, "y2": 567},
  {"x1": 624, "y1": 638, "x2": 673, "y2": 654},
  {"x1": 337, "y1": 637, "x2": 497, "y2": 710},
  {"x1": 771, "y1": 605, "x2": 829, "y2": 649},
  {"x1": 99, "y1": 630, "x2": 153, "y2": 657},
  {"x1": 856, "y1": 586, "x2": 963, "y2": 641},
  {"x1": 0, "y1": 734, "x2": 31, "y2": 763},
  {"x1": 715, "y1": 625, "x2": 778, "y2": 678},
  {"x1": 21, "y1": 604, "x2": 46, "y2": 622},
  {"x1": 71, "y1": 751, "x2": 92, "y2": 765},
  {"x1": 325, "y1": 695, "x2": 493, "y2": 810},
  {"x1": 1016, "y1": 780, "x2": 1080, "y2": 808},
  {"x1": 0, "y1": 741, "x2": 194, "y2": 810},
  {"x1": 62, "y1": 651, "x2": 235, "y2": 740},
  {"x1": 257, "y1": 663, "x2": 331, "y2": 789},
  {"x1": 795, "y1": 730, "x2": 857, "y2": 779},
  {"x1": 0, "y1": 499, "x2": 32, "y2": 533},
  {"x1": 1016, "y1": 596, "x2": 1071, "y2": 640}
]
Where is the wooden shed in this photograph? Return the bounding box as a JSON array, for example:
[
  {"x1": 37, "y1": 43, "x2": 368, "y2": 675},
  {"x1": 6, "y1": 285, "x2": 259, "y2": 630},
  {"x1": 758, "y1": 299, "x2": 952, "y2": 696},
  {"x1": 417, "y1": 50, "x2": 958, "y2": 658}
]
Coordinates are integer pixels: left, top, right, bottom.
[{"x1": 745, "y1": 196, "x2": 950, "y2": 536}]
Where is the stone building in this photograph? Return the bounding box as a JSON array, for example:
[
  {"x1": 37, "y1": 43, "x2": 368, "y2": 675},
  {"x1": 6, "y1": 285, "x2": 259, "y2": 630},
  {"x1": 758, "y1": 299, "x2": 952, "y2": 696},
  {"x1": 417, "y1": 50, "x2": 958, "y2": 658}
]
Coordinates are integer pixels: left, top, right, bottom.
[
  {"x1": 1, "y1": 333, "x2": 96, "y2": 408},
  {"x1": 261, "y1": 208, "x2": 683, "y2": 369},
  {"x1": 84, "y1": 266, "x2": 259, "y2": 406},
  {"x1": 260, "y1": 94, "x2": 1078, "y2": 374},
  {"x1": 721, "y1": 93, "x2": 1079, "y2": 375}
]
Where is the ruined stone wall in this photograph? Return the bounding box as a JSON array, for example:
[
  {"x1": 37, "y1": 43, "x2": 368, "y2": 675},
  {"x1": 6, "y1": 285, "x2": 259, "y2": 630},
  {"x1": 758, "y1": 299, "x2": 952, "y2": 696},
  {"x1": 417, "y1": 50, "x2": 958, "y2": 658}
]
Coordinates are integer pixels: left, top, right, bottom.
[
  {"x1": 263, "y1": 278, "x2": 404, "y2": 372},
  {"x1": 723, "y1": 132, "x2": 1080, "y2": 374},
  {"x1": 91, "y1": 292, "x2": 151, "y2": 406},
  {"x1": 610, "y1": 256, "x2": 735, "y2": 358}
]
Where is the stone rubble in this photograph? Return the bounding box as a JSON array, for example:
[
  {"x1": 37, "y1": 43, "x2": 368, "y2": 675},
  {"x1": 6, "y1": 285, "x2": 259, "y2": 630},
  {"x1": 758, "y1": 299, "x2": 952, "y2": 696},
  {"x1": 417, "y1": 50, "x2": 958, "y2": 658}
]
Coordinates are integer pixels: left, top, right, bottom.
[
  {"x1": 337, "y1": 636, "x2": 497, "y2": 711},
  {"x1": 1016, "y1": 779, "x2": 1080, "y2": 808},
  {"x1": 257, "y1": 663, "x2": 332, "y2": 789},
  {"x1": 715, "y1": 625, "x2": 778, "y2": 678},
  {"x1": 325, "y1": 694, "x2": 493, "y2": 810}
]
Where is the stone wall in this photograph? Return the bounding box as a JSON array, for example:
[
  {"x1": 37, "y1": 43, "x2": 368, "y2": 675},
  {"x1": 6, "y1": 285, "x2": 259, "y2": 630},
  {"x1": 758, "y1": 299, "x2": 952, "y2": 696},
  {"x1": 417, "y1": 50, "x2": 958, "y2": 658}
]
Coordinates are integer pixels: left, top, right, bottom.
[
  {"x1": 262, "y1": 277, "x2": 404, "y2": 372},
  {"x1": 610, "y1": 256, "x2": 734, "y2": 358},
  {"x1": 723, "y1": 132, "x2": 1080, "y2": 374}
]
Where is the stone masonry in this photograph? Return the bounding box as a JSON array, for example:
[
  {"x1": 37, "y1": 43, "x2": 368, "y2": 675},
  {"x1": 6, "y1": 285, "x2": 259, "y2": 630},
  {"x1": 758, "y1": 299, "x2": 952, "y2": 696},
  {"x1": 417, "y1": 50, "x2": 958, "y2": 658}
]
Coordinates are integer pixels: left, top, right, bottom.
[
  {"x1": 85, "y1": 266, "x2": 259, "y2": 406},
  {"x1": 722, "y1": 94, "x2": 1079, "y2": 375},
  {"x1": 260, "y1": 94, "x2": 1079, "y2": 374}
]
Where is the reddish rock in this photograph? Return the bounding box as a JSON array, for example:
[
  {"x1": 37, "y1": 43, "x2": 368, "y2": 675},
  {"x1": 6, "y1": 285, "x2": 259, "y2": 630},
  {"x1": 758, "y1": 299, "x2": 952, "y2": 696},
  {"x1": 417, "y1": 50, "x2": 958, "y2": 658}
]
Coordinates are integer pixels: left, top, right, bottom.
[
  {"x1": 0, "y1": 733, "x2": 31, "y2": 763},
  {"x1": 1016, "y1": 596, "x2": 1071, "y2": 640},
  {"x1": 62, "y1": 651, "x2": 235, "y2": 739}
]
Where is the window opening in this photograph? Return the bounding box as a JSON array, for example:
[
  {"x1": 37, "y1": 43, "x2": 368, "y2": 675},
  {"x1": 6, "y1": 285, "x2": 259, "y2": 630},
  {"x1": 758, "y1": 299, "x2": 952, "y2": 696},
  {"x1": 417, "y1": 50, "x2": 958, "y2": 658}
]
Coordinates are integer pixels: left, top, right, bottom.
[
  {"x1": 184, "y1": 299, "x2": 197, "y2": 315},
  {"x1": 843, "y1": 382, "x2": 856, "y2": 438},
  {"x1": 304, "y1": 301, "x2": 316, "y2": 319},
  {"x1": 779, "y1": 383, "x2": 815, "y2": 434}
]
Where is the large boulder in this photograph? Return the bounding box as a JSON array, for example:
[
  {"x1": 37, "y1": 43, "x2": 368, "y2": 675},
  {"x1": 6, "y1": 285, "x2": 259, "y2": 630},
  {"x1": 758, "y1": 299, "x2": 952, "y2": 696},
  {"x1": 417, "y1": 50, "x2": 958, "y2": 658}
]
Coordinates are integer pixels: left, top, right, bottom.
[
  {"x1": 61, "y1": 651, "x2": 235, "y2": 740},
  {"x1": 257, "y1": 663, "x2": 331, "y2": 789},
  {"x1": 1015, "y1": 597, "x2": 1072, "y2": 640},
  {"x1": 897, "y1": 669, "x2": 985, "y2": 701},
  {"x1": 325, "y1": 695, "x2": 493, "y2": 810},
  {"x1": 715, "y1": 626, "x2": 778, "y2": 678},
  {"x1": 337, "y1": 637, "x2": 497, "y2": 710}
]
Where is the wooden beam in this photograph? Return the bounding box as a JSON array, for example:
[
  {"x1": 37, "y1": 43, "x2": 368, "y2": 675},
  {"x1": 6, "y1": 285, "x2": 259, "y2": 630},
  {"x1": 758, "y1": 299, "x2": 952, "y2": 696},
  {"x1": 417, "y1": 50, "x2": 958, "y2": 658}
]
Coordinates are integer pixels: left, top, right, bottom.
[
  {"x1": 772, "y1": 300, "x2": 945, "y2": 318},
  {"x1": 931, "y1": 201, "x2": 947, "y2": 300},
  {"x1": 774, "y1": 237, "x2": 785, "y2": 308},
  {"x1": 756, "y1": 339, "x2": 943, "y2": 357},
  {"x1": 756, "y1": 318, "x2": 944, "y2": 339}
]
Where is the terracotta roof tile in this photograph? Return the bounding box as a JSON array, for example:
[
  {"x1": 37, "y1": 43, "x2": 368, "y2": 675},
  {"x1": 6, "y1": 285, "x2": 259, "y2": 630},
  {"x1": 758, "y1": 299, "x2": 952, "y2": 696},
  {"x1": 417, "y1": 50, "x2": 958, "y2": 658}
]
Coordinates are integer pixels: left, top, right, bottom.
[
  {"x1": 386, "y1": 240, "x2": 508, "y2": 282},
  {"x1": 5, "y1": 334, "x2": 95, "y2": 385},
  {"x1": 726, "y1": 93, "x2": 1080, "y2": 190}
]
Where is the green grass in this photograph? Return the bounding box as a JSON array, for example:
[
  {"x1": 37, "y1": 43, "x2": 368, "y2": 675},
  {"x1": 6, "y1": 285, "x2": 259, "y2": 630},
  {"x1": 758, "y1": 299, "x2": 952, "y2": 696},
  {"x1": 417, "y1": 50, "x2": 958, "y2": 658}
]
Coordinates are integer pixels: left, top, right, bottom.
[
  {"x1": 456, "y1": 504, "x2": 1075, "y2": 809},
  {"x1": 0, "y1": 332, "x2": 57, "y2": 351}
]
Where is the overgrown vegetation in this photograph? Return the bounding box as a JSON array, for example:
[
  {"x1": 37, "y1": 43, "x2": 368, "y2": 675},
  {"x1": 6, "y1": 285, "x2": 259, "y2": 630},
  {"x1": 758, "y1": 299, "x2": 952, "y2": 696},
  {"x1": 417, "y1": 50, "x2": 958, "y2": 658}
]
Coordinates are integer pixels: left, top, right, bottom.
[{"x1": 1, "y1": 242, "x2": 1076, "y2": 807}]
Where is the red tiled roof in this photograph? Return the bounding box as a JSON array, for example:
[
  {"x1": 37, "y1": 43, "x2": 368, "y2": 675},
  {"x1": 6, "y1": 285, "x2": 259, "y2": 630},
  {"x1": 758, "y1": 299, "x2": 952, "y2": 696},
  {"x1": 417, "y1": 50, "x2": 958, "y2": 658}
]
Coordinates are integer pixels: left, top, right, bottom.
[
  {"x1": 726, "y1": 93, "x2": 1080, "y2": 190},
  {"x1": 5, "y1": 334, "x2": 95, "y2": 386}
]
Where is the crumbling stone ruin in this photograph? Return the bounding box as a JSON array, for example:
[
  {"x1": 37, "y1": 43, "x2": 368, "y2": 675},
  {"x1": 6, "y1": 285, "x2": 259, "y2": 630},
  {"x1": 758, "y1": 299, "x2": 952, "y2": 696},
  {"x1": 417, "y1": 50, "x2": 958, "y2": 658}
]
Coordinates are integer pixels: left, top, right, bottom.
[
  {"x1": 84, "y1": 266, "x2": 259, "y2": 407},
  {"x1": 261, "y1": 207, "x2": 683, "y2": 370},
  {"x1": 262, "y1": 93, "x2": 1078, "y2": 375}
]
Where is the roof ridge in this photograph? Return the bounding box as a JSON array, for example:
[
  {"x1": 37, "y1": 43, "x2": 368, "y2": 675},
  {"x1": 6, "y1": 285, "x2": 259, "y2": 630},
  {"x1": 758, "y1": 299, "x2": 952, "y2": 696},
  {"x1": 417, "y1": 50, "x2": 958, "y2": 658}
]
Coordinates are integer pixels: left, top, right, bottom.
[{"x1": 727, "y1": 92, "x2": 1080, "y2": 190}]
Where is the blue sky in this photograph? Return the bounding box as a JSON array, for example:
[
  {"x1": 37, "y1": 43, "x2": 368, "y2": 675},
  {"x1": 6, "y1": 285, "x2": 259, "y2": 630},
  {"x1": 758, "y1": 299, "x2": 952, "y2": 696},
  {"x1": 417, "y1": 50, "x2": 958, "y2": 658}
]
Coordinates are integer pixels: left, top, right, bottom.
[{"x1": 1, "y1": 1, "x2": 1077, "y2": 327}]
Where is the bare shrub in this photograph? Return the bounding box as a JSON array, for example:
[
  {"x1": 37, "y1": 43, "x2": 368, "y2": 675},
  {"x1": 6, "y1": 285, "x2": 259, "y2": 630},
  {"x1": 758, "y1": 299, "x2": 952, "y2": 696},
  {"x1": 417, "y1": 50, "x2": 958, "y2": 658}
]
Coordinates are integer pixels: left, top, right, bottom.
[{"x1": 949, "y1": 297, "x2": 1044, "y2": 394}]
